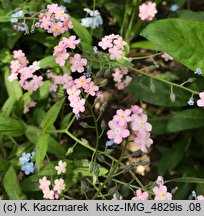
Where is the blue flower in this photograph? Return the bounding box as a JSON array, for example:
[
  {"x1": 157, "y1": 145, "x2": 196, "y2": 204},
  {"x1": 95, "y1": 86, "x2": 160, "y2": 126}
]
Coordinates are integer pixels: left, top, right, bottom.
[
  {"x1": 170, "y1": 4, "x2": 179, "y2": 12},
  {"x1": 76, "y1": 114, "x2": 81, "y2": 121},
  {"x1": 19, "y1": 153, "x2": 31, "y2": 165},
  {"x1": 81, "y1": 9, "x2": 103, "y2": 29},
  {"x1": 187, "y1": 98, "x2": 194, "y2": 106},
  {"x1": 21, "y1": 162, "x2": 35, "y2": 175},
  {"x1": 195, "y1": 68, "x2": 202, "y2": 75},
  {"x1": 105, "y1": 140, "x2": 114, "y2": 147},
  {"x1": 93, "y1": 46, "x2": 98, "y2": 54},
  {"x1": 10, "y1": 10, "x2": 24, "y2": 23},
  {"x1": 192, "y1": 190, "x2": 197, "y2": 199}
]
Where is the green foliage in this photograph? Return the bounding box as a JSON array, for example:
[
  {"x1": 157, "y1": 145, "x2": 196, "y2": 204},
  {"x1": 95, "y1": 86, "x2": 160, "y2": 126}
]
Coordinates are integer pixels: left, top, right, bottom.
[
  {"x1": 141, "y1": 18, "x2": 204, "y2": 72},
  {"x1": 35, "y1": 132, "x2": 49, "y2": 171},
  {"x1": 3, "y1": 165, "x2": 27, "y2": 199},
  {"x1": 167, "y1": 109, "x2": 204, "y2": 132},
  {"x1": 40, "y1": 97, "x2": 65, "y2": 130},
  {"x1": 0, "y1": 115, "x2": 25, "y2": 137},
  {"x1": 126, "y1": 75, "x2": 190, "y2": 107}
]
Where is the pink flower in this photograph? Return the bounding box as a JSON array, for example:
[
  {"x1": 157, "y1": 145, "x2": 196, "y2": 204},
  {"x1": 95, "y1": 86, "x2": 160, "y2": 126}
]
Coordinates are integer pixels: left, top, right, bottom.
[
  {"x1": 69, "y1": 54, "x2": 87, "y2": 73},
  {"x1": 53, "y1": 178, "x2": 65, "y2": 194},
  {"x1": 10, "y1": 60, "x2": 21, "y2": 73},
  {"x1": 42, "y1": 189, "x2": 55, "y2": 200},
  {"x1": 197, "y1": 92, "x2": 204, "y2": 107},
  {"x1": 74, "y1": 76, "x2": 91, "y2": 89},
  {"x1": 161, "y1": 52, "x2": 173, "y2": 61},
  {"x1": 139, "y1": 2, "x2": 157, "y2": 21},
  {"x1": 197, "y1": 195, "x2": 204, "y2": 200},
  {"x1": 153, "y1": 185, "x2": 172, "y2": 200},
  {"x1": 98, "y1": 38, "x2": 113, "y2": 50},
  {"x1": 55, "y1": 160, "x2": 67, "y2": 175},
  {"x1": 132, "y1": 189, "x2": 149, "y2": 200},
  {"x1": 29, "y1": 61, "x2": 40, "y2": 72},
  {"x1": 13, "y1": 50, "x2": 25, "y2": 59},
  {"x1": 23, "y1": 100, "x2": 37, "y2": 114},
  {"x1": 112, "y1": 70, "x2": 123, "y2": 83},
  {"x1": 109, "y1": 47, "x2": 123, "y2": 60},
  {"x1": 131, "y1": 114, "x2": 152, "y2": 133},
  {"x1": 98, "y1": 34, "x2": 126, "y2": 60},
  {"x1": 134, "y1": 131, "x2": 153, "y2": 153},
  {"x1": 107, "y1": 120, "x2": 130, "y2": 144},
  {"x1": 61, "y1": 36, "x2": 80, "y2": 49},
  {"x1": 84, "y1": 81, "x2": 99, "y2": 96},
  {"x1": 70, "y1": 98, "x2": 86, "y2": 114},
  {"x1": 8, "y1": 72, "x2": 18, "y2": 81},
  {"x1": 113, "y1": 109, "x2": 132, "y2": 126},
  {"x1": 67, "y1": 86, "x2": 81, "y2": 101},
  {"x1": 55, "y1": 50, "x2": 69, "y2": 66},
  {"x1": 36, "y1": 3, "x2": 73, "y2": 36},
  {"x1": 131, "y1": 105, "x2": 143, "y2": 115},
  {"x1": 156, "y1": 176, "x2": 164, "y2": 186},
  {"x1": 39, "y1": 177, "x2": 51, "y2": 191}
]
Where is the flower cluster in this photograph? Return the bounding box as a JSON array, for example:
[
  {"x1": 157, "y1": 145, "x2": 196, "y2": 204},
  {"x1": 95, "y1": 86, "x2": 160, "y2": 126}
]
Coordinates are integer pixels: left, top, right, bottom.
[
  {"x1": 132, "y1": 176, "x2": 172, "y2": 200},
  {"x1": 98, "y1": 34, "x2": 126, "y2": 60},
  {"x1": 107, "y1": 106, "x2": 153, "y2": 153},
  {"x1": 139, "y1": 2, "x2": 157, "y2": 21},
  {"x1": 10, "y1": 10, "x2": 25, "y2": 32},
  {"x1": 9, "y1": 50, "x2": 43, "y2": 92},
  {"x1": 35, "y1": 3, "x2": 73, "y2": 37},
  {"x1": 112, "y1": 67, "x2": 132, "y2": 90},
  {"x1": 81, "y1": 8, "x2": 103, "y2": 29},
  {"x1": 48, "y1": 72, "x2": 99, "y2": 114},
  {"x1": 153, "y1": 176, "x2": 172, "y2": 200},
  {"x1": 23, "y1": 100, "x2": 37, "y2": 114},
  {"x1": 39, "y1": 160, "x2": 67, "y2": 199},
  {"x1": 53, "y1": 36, "x2": 81, "y2": 67},
  {"x1": 19, "y1": 152, "x2": 35, "y2": 175}
]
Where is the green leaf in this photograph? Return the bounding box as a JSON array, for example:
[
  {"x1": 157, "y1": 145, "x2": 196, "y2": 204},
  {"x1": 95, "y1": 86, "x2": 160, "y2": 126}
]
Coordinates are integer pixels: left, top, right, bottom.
[
  {"x1": 35, "y1": 132, "x2": 49, "y2": 171},
  {"x1": 179, "y1": 10, "x2": 204, "y2": 22},
  {"x1": 1, "y1": 96, "x2": 16, "y2": 117},
  {"x1": 167, "y1": 177, "x2": 204, "y2": 184},
  {"x1": 141, "y1": 18, "x2": 204, "y2": 72},
  {"x1": 3, "y1": 165, "x2": 27, "y2": 199},
  {"x1": 149, "y1": 116, "x2": 170, "y2": 135},
  {"x1": 167, "y1": 109, "x2": 204, "y2": 133},
  {"x1": 40, "y1": 56, "x2": 58, "y2": 69},
  {"x1": 4, "y1": 67, "x2": 22, "y2": 100},
  {"x1": 0, "y1": 115, "x2": 25, "y2": 137},
  {"x1": 40, "y1": 97, "x2": 65, "y2": 130},
  {"x1": 26, "y1": 125, "x2": 66, "y2": 158},
  {"x1": 70, "y1": 17, "x2": 92, "y2": 50},
  {"x1": 130, "y1": 40, "x2": 160, "y2": 50},
  {"x1": 126, "y1": 76, "x2": 190, "y2": 107},
  {"x1": 158, "y1": 137, "x2": 188, "y2": 175}
]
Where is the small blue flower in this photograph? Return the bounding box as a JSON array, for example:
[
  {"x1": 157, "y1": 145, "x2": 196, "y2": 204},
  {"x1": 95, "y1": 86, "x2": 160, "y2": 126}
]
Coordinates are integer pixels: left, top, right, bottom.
[
  {"x1": 195, "y1": 68, "x2": 202, "y2": 75},
  {"x1": 21, "y1": 162, "x2": 35, "y2": 175},
  {"x1": 105, "y1": 140, "x2": 114, "y2": 147},
  {"x1": 187, "y1": 98, "x2": 194, "y2": 106},
  {"x1": 10, "y1": 10, "x2": 24, "y2": 23},
  {"x1": 192, "y1": 190, "x2": 197, "y2": 199},
  {"x1": 76, "y1": 114, "x2": 81, "y2": 121},
  {"x1": 93, "y1": 46, "x2": 98, "y2": 54},
  {"x1": 19, "y1": 153, "x2": 31, "y2": 165},
  {"x1": 170, "y1": 4, "x2": 179, "y2": 12}
]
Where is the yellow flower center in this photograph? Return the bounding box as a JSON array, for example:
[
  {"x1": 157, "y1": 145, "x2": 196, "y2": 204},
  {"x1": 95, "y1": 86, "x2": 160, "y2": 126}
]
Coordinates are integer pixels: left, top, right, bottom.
[
  {"x1": 161, "y1": 192, "x2": 165, "y2": 199},
  {"x1": 120, "y1": 115, "x2": 125, "y2": 119}
]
